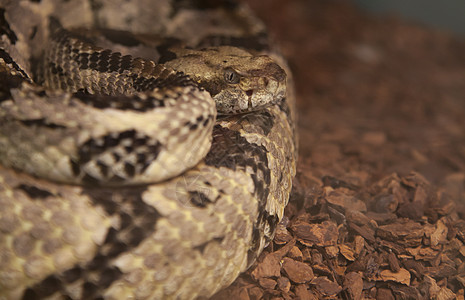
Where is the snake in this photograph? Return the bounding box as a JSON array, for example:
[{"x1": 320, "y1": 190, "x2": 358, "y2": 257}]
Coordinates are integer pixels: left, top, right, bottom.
[{"x1": 0, "y1": 0, "x2": 297, "y2": 299}]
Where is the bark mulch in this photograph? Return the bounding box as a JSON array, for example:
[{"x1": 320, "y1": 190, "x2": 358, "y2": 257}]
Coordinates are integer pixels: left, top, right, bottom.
[{"x1": 213, "y1": 0, "x2": 465, "y2": 299}]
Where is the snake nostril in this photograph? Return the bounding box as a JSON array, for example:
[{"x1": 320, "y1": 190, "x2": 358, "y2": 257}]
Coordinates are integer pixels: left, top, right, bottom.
[
  {"x1": 246, "y1": 90, "x2": 253, "y2": 97},
  {"x1": 263, "y1": 77, "x2": 269, "y2": 87}
]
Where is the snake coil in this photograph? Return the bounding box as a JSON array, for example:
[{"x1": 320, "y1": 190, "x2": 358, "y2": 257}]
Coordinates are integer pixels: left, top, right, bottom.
[{"x1": 0, "y1": 0, "x2": 296, "y2": 299}]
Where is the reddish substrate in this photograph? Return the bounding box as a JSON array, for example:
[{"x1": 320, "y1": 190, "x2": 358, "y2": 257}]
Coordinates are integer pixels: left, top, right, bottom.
[{"x1": 213, "y1": 0, "x2": 465, "y2": 299}]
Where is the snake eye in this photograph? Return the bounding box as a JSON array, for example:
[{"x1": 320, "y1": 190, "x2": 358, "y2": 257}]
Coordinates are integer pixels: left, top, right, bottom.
[{"x1": 224, "y1": 68, "x2": 240, "y2": 84}]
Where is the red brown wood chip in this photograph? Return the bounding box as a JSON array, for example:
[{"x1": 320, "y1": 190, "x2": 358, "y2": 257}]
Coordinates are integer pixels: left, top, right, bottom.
[
  {"x1": 282, "y1": 257, "x2": 314, "y2": 283},
  {"x1": 290, "y1": 220, "x2": 338, "y2": 247},
  {"x1": 311, "y1": 277, "x2": 342, "y2": 296}
]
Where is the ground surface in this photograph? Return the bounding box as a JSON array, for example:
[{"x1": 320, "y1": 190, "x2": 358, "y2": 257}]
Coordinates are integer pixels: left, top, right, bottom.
[{"x1": 213, "y1": 0, "x2": 465, "y2": 299}]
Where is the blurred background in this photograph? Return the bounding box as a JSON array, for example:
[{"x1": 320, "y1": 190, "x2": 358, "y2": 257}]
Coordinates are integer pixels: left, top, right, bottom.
[{"x1": 353, "y1": 0, "x2": 465, "y2": 35}]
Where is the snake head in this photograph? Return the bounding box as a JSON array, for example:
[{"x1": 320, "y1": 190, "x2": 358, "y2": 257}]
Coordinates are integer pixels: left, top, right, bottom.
[{"x1": 164, "y1": 46, "x2": 287, "y2": 114}]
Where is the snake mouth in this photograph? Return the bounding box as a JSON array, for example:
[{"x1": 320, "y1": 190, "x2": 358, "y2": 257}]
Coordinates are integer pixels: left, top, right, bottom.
[{"x1": 246, "y1": 89, "x2": 254, "y2": 110}]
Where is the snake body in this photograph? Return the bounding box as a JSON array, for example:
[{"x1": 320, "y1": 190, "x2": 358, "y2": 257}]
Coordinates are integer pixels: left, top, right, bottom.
[{"x1": 0, "y1": 0, "x2": 296, "y2": 299}]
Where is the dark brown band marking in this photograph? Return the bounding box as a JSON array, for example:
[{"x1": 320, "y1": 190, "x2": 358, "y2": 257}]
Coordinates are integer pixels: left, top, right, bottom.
[{"x1": 23, "y1": 187, "x2": 161, "y2": 299}]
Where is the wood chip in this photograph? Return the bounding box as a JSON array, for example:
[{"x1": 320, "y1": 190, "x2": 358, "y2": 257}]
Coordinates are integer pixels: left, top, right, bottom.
[
  {"x1": 431, "y1": 219, "x2": 448, "y2": 247},
  {"x1": 387, "y1": 251, "x2": 400, "y2": 272},
  {"x1": 251, "y1": 253, "x2": 281, "y2": 280},
  {"x1": 310, "y1": 277, "x2": 342, "y2": 296},
  {"x1": 377, "y1": 268, "x2": 411, "y2": 285},
  {"x1": 339, "y1": 244, "x2": 355, "y2": 261},
  {"x1": 247, "y1": 287, "x2": 263, "y2": 300},
  {"x1": 325, "y1": 191, "x2": 367, "y2": 212},
  {"x1": 348, "y1": 222, "x2": 376, "y2": 242},
  {"x1": 343, "y1": 272, "x2": 363, "y2": 300},
  {"x1": 291, "y1": 220, "x2": 338, "y2": 247},
  {"x1": 295, "y1": 284, "x2": 317, "y2": 300},
  {"x1": 277, "y1": 277, "x2": 291, "y2": 292},
  {"x1": 376, "y1": 220, "x2": 424, "y2": 247},
  {"x1": 258, "y1": 277, "x2": 277, "y2": 290},
  {"x1": 288, "y1": 246, "x2": 303, "y2": 261},
  {"x1": 274, "y1": 223, "x2": 293, "y2": 245},
  {"x1": 282, "y1": 257, "x2": 314, "y2": 283},
  {"x1": 377, "y1": 288, "x2": 395, "y2": 300}
]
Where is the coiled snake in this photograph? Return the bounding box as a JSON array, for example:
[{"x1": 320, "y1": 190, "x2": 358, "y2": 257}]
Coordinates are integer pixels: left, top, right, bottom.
[{"x1": 0, "y1": 0, "x2": 296, "y2": 299}]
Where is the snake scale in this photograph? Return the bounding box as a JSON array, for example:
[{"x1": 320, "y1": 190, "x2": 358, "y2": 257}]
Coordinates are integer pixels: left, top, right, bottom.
[{"x1": 0, "y1": 0, "x2": 297, "y2": 299}]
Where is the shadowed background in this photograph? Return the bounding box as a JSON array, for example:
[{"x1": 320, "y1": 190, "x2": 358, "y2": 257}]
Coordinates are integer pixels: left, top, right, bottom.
[{"x1": 353, "y1": 0, "x2": 465, "y2": 35}]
